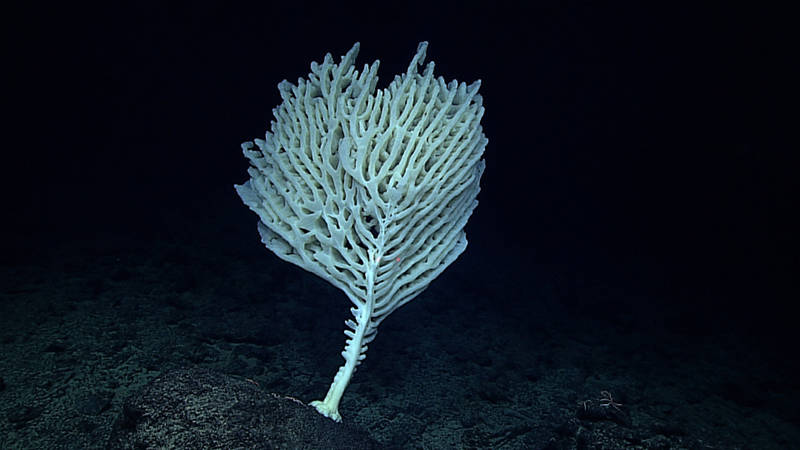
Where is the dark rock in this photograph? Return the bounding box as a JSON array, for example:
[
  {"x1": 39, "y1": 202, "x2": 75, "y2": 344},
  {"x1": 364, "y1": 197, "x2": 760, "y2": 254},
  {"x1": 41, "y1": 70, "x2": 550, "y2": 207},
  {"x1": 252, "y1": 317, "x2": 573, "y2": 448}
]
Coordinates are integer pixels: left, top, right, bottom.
[
  {"x1": 44, "y1": 341, "x2": 68, "y2": 353},
  {"x1": 75, "y1": 391, "x2": 113, "y2": 415},
  {"x1": 77, "y1": 419, "x2": 99, "y2": 433},
  {"x1": 107, "y1": 367, "x2": 382, "y2": 449},
  {"x1": 8, "y1": 404, "x2": 45, "y2": 424}
]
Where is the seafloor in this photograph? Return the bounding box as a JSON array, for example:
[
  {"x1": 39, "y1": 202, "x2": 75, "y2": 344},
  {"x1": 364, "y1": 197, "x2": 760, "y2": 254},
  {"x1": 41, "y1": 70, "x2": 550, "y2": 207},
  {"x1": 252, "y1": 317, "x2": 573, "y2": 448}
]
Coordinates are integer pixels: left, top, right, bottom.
[{"x1": 1, "y1": 195, "x2": 797, "y2": 449}]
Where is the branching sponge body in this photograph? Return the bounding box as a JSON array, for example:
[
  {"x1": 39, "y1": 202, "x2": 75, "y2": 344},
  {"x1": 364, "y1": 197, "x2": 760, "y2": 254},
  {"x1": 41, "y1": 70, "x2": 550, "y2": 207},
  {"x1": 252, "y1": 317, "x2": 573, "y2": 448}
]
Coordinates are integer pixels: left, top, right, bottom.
[{"x1": 235, "y1": 42, "x2": 486, "y2": 422}]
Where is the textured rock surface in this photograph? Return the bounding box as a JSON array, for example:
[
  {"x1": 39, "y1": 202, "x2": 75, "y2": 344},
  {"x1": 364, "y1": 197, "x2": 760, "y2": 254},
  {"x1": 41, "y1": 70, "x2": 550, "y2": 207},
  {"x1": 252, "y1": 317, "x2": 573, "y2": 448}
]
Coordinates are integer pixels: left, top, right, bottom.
[{"x1": 107, "y1": 367, "x2": 381, "y2": 449}]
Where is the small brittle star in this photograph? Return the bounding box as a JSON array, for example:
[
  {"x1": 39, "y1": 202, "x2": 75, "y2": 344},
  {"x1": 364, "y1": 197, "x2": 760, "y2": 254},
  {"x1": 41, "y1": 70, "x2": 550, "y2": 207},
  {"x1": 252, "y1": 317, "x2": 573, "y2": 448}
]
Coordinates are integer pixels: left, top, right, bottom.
[{"x1": 598, "y1": 390, "x2": 623, "y2": 411}]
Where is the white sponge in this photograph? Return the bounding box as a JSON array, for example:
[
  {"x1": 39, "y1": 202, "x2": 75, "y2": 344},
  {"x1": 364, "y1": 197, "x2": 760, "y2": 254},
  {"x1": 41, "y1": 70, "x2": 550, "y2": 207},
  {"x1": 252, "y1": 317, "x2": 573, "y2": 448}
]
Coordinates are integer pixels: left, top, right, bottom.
[{"x1": 236, "y1": 42, "x2": 486, "y2": 421}]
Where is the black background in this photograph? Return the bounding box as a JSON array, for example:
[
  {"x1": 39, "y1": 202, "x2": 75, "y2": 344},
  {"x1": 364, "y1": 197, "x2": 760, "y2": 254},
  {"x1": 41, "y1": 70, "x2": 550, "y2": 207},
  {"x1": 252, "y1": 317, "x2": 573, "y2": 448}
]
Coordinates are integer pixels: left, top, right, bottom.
[{"x1": 3, "y1": 2, "x2": 795, "y2": 334}]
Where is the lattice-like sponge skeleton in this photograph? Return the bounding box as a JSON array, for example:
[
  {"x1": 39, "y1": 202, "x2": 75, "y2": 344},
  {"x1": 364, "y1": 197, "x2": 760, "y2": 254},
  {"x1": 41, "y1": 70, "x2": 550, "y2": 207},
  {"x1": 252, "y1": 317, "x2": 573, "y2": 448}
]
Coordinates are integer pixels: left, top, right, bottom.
[{"x1": 235, "y1": 41, "x2": 487, "y2": 422}]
